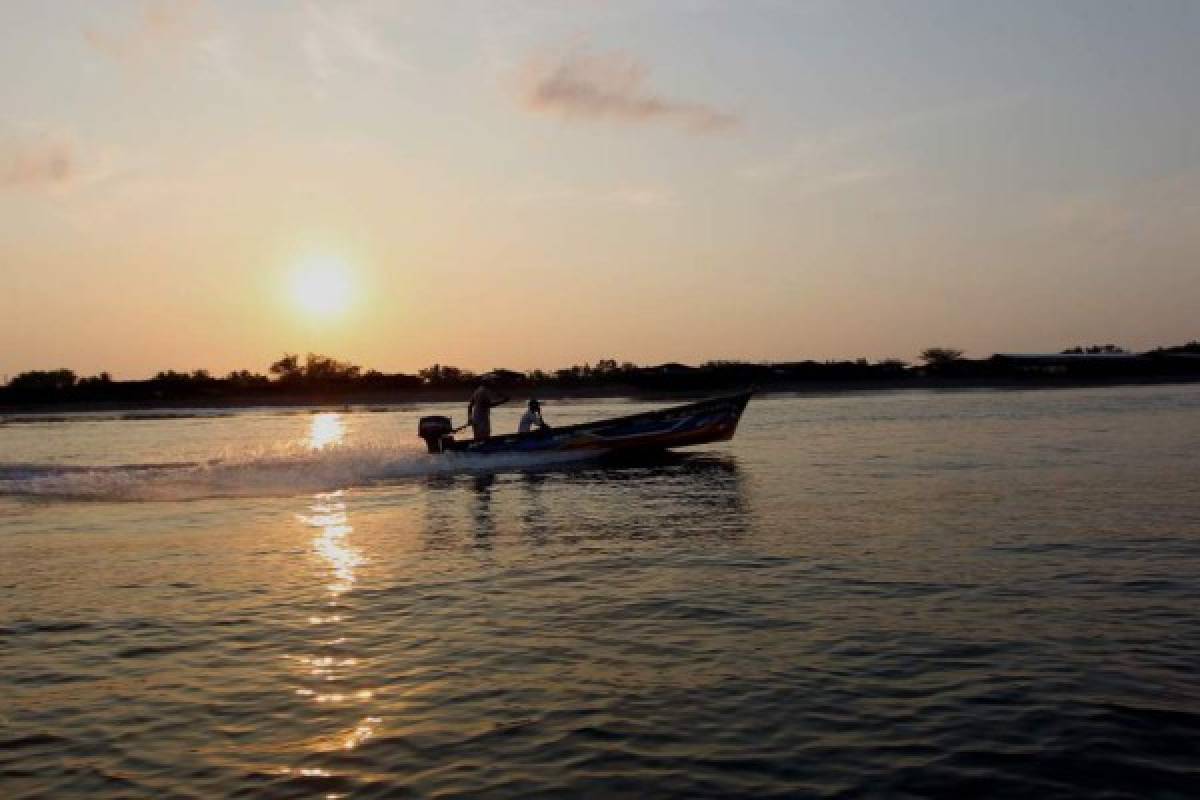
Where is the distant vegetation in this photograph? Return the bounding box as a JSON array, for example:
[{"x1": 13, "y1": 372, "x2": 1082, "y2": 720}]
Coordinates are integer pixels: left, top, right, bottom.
[
  {"x1": 3, "y1": 342, "x2": 1199, "y2": 408},
  {"x1": 919, "y1": 347, "x2": 965, "y2": 368}
]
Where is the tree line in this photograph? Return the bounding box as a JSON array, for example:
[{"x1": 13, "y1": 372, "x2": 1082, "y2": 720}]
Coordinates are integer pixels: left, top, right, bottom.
[{"x1": 3, "y1": 342, "x2": 1199, "y2": 406}]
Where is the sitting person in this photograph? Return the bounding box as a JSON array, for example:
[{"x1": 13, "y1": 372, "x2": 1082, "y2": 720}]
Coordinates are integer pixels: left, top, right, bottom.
[{"x1": 518, "y1": 398, "x2": 550, "y2": 433}]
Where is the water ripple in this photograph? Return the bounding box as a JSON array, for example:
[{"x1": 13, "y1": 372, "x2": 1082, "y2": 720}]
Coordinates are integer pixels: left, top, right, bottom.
[{"x1": 3, "y1": 389, "x2": 1200, "y2": 797}]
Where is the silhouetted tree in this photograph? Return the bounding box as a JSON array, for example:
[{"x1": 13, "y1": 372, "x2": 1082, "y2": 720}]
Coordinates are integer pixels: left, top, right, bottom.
[
  {"x1": 1154, "y1": 340, "x2": 1200, "y2": 355},
  {"x1": 920, "y1": 347, "x2": 964, "y2": 367},
  {"x1": 77, "y1": 372, "x2": 113, "y2": 387},
  {"x1": 269, "y1": 354, "x2": 303, "y2": 381},
  {"x1": 8, "y1": 339, "x2": 1200, "y2": 410},
  {"x1": 226, "y1": 370, "x2": 269, "y2": 388},
  {"x1": 8, "y1": 369, "x2": 77, "y2": 392},
  {"x1": 303, "y1": 353, "x2": 360, "y2": 382},
  {"x1": 593, "y1": 359, "x2": 619, "y2": 376},
  {"x1": 419, "y1": 364, "x2": 474, "y2": 386},
  {"x1": 487, "y1": 368, "x2": 525, "y2": 385},
  {"x1": 154, "y1": 370, "x2": 194, "y2": 383}
]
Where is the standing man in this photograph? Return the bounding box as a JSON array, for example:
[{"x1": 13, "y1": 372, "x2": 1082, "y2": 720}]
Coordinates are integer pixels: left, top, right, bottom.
[{"x1": 467, "y1": 378, "x2": 509, "y2": 441}]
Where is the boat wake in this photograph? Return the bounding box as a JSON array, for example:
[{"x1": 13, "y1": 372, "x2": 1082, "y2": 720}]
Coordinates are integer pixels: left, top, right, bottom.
[{"x1": 0, "y1": 445, "x2": 595, "y2": 502}]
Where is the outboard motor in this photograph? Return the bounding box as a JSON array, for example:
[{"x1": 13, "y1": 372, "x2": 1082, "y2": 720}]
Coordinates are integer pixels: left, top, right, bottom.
[{"x1": 418, "y1": 415, "x2": 454, "y2": 453}]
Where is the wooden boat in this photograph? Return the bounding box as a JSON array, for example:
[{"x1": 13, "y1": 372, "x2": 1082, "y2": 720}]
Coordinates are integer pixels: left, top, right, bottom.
[{"x1": 418, "y1": 390, "x2": 753, "y2": 456}]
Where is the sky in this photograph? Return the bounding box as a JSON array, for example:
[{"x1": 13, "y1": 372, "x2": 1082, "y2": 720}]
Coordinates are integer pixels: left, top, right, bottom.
[{"x1": 1, "y1": 0, "x2": 1197, "y2": 379}]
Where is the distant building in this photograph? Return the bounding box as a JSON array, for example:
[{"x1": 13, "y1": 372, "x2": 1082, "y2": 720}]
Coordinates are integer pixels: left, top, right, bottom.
[
  {"x1": 991, "y1": 352, "x2": 1145, "y2": 376},
  {"x1": 646, "y1": 363, "x2": 698, "y2": 376}
]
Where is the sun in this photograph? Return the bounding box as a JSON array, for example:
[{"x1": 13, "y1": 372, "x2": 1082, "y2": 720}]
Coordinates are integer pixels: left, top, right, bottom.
[{"x1": 290, "y1": 255, "x2": 355, "y2": 318}]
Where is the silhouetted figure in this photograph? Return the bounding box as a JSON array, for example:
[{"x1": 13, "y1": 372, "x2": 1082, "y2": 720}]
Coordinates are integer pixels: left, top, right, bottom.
[
  {"x1": 467, "y1": 378, "x2": 508, "y2": 441},
  {"x1": 518, "y1": 398, "x2": 550, "y2": 433}
]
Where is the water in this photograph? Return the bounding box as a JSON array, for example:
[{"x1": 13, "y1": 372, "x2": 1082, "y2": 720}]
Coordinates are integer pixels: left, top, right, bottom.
[{"x1": 2, "y1": 386, "x2": 1199, "y2": 798}]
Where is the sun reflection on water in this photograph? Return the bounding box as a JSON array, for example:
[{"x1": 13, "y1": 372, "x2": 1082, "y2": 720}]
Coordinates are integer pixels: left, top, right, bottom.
[
  {"x1": 342, "y1": 716, "x2": 382, "y2": 749},
  {"x1": 315, "y1": 525, "x2": 360, "y2": 598},
  {"x1": 307, "y1": 412, "x2": 346, "y2": 450},
  {"x1": 283, "y1": 490, "x2": 384, "y2": 776}
]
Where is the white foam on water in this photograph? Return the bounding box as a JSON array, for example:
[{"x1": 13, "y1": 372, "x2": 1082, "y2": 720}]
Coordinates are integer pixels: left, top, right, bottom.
[{"x1": 0, "y1": 444, "x2": 595, "y2": 502}]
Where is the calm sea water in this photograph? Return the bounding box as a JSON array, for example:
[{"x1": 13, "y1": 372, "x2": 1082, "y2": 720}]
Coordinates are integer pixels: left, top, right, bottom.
[{"x1": 2, "y1": 386, "x2": 1199, "y2": 798}]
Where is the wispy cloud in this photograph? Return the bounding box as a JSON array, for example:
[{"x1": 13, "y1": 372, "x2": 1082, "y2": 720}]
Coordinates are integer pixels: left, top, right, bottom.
[
  {"x1": 301, "y1": 2, "x2": 406, "y2": 91},
  {"x1": 611, "y1": 186, "x2": 675, "y2": 209},
  {"x1": 85, "y1": 0, "x2": 201, "y2": 63},
  {"x1": 1, "y1": 135, "x2": 77, "y2": 189},
  {"x1": 1038, "y1": 171, "x2": 1200, "y2": 241},
  {"x1": 507, "y1": 179, "x2": 677, "y2": 210},
  {"x1": 737, "y1": 135, "x2": 896, "y2": 199},
  {"x1": 739, "y1": 93, "x2": 1027, "y2": 187},
  {"x1": 194, "y1": 33, "x2": 244, "y2": 87},
  {"x1": 522, "y1": 49, "x2": 737, "y2": 134},
  {"x1": 0, "y1": 133, "x2": 120, "y2": 194}
]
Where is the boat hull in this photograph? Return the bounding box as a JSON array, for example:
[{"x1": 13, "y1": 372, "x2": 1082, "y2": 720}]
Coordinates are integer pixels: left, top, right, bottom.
[{"x1": 441, "y1": 391, "x2": 753, "y2": 456}]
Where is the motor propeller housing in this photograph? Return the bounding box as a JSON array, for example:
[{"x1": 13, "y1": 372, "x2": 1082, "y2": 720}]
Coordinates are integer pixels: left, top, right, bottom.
[{"x1": 417, "y1": 415, "x2": 454, "y2": 453}]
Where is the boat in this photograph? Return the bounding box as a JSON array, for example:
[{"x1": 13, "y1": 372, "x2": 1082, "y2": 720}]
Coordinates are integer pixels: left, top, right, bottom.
[{"x1": 417, "y1": 390, "x2": 753, "y2": 456}]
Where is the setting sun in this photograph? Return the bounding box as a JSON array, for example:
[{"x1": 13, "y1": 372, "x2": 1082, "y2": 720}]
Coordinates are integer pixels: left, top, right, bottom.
[{"x1": 290, "y1": 256, "x2": 355, "y2": 318}]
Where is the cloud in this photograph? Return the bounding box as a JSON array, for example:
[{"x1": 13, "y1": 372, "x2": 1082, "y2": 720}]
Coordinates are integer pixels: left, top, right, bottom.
[
  {"x1": 506, "y1": 180, "x2": 676, "y2": 210},
  {"x1": 194, "y1": 33, "x2": 248, "y2": 89},
  {"x1": 85, "y1": 0, "x2": 201, "y2": 63},
  {"x1": 302, "y1": 2, "x2": 406, "y2": 90},
  {"x1": 1039, "y1": 172, "x2": 1200, "y2": 243},
  {"x1": 610, "y1": 186, "x2": 675, "y2": 208},
  {"x1": 1, "y1": 136, "x2": 78, "y2": 189},
  {"x1": 737, "y1": 134, "x2": 895, "y2": 199},
  {"x1": 739, "y1": 93, "x2": 1028, "y2": 186},
  {"x1": 84, "y1": 2, "x2": 252, "y2": 92},
  {"x1": 0, "y1": 133, "x2": 117, "y2": 193},
  {"x1": 522, "y1": 50, "x2": 737, "y2": 133}
]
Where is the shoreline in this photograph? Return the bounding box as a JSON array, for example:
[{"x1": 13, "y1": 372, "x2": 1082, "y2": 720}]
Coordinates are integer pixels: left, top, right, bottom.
[{"x1": 3, "y1": 375, "x2": 1198, "y2": 414}]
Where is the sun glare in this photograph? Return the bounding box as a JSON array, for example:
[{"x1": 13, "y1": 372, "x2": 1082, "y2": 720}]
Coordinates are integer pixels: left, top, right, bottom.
[{"x1": 290, "y1": 256, "x2": 355, "y2": 318}]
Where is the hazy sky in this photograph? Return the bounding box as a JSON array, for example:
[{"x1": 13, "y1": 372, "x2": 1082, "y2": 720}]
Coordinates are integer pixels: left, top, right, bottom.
[{"x1": 2, "y1": 0, "x2": 1197, "y2": 378}]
